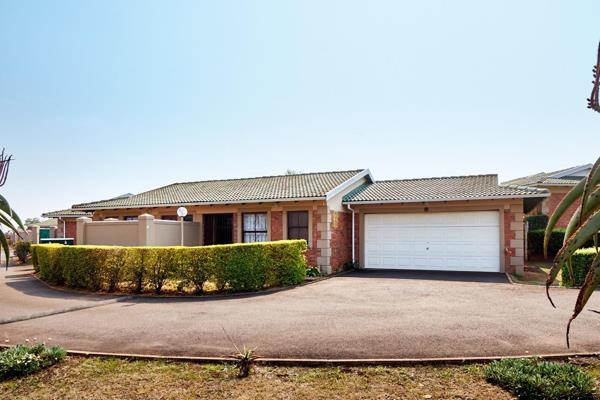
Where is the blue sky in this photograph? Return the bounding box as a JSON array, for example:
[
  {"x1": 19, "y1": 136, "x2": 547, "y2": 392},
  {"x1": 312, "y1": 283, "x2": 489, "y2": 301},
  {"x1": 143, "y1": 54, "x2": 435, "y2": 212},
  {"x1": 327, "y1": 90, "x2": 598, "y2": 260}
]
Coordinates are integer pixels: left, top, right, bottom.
[{"x1": 1, "y1": 0, "x2": 599, "y2": 219}]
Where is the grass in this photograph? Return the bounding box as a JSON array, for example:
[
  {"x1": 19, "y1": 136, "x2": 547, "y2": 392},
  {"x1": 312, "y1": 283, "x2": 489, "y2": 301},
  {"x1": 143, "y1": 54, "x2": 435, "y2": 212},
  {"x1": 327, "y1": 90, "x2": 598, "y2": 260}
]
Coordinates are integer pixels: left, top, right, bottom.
[
  {"x1": 510, "y1": 262, "x2": 563, "y2": 286},
  {"x1": 2, "y1": 356, "x2": 600, "y2": 399},
  {"x1": 0, "y1": 356, "x2": 515, "y2": 400}
]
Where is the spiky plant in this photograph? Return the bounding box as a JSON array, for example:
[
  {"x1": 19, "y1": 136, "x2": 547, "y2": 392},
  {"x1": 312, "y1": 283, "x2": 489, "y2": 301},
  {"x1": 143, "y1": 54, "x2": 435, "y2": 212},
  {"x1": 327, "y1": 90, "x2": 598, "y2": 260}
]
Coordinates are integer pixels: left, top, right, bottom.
[
  {"x1": 0, "y1": 148, "x2": 24, "y2": 270},
  {"x1": 545, "y1": 44, "x2": 600, "y2": 346}
]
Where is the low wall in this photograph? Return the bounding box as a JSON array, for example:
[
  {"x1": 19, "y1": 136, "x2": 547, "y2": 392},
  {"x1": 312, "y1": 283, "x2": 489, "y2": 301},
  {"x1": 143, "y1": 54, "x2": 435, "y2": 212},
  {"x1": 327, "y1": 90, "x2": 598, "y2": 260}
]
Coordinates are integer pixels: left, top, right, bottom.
[
  {"x1": 85, "y1": 221, "x2": 139, "y2": 246},
  {"x1": 77, "y1": 214, "x2": 201, "y2": 246}
]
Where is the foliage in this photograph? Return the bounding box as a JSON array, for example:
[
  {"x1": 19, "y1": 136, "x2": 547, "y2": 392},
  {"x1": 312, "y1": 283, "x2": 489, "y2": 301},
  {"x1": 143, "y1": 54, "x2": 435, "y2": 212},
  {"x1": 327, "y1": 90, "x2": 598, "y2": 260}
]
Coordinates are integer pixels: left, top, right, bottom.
[
  {"x1": 231, "y1": 346, "x2": 259, "y2": 378},
  {"x1": 0, "y1": 193, "x2": 26, "y2": 269},
  {"x1": 32, "y1": 240, "x2": 307, "y2": 294},
  {"x1": 306, "y1": 266, "x2": 320, "y2": 277},
  {"x1": 0, "y1": 344, "x2": 66, "y2": 381},
  {"x1": 485, "y1": 358, "x2": 595, "y2": 400},
  {"x1": 24, "y1": 217, "x2": 40, "y2": 225},
  {"x1": 525, "y1": 214, "x2": 548, "y2": 231},
  {"x1": 544, "y1": 153, "x2": 600, "y2": 346},
  {"x1": 14, "y1": 240, "x2": 31, "y2": 263},
  {"x1": 562, "y1": 248, "x2": 598, "y2": 287},
  {"x1": 528, "y1": 229, "x2": 593, "y2": 259}
]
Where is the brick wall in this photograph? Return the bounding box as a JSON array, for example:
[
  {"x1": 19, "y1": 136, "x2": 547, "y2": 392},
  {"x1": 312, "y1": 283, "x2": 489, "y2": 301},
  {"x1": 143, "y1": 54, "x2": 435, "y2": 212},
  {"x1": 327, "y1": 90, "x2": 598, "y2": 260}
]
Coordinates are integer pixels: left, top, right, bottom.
[
  {"x1": 304, "y1": 208, "x2": 319, "y2": 267},
  {"x1": 330, "y1": 211, "x2": 352, "y2": 271},
  {"x1": 65, "y1": 220, "x2": 77, "y2": 243},
  {"x1": 541, "y1": 189, "x2": 581, "y2": 228},
  {"x1": 504, "y1": 202, "x2": 525, "y2": 274},
  {"x1": 270, "y1": 211, "x2": 283, "y2": 241}
]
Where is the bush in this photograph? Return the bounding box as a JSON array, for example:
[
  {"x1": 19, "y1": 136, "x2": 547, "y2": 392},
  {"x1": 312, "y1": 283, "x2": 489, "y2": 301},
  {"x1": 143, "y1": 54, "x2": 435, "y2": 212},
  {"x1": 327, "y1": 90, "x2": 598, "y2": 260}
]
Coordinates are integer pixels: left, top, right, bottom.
[
  {"x1": 14, "y1": 240, "x2": 31, "y2": 263},
  {"x1": 32, "y1": 240, "x2": 307, "y2": 294},
  {"x1": 0, "y1": 344, "x2": 66, "y2": 381},
  {"x1": 526, "y1": 214, "x2": 548, "y2": 231},
  {"x1": 562, "y1": 248, "x2": 598, "y2": 287},
  {"x1": 528, "y1": 229, "x2": 594, "y2": 259},
  {"x1": 485, "y1": 358, "x2": 595, "y2": 400}
]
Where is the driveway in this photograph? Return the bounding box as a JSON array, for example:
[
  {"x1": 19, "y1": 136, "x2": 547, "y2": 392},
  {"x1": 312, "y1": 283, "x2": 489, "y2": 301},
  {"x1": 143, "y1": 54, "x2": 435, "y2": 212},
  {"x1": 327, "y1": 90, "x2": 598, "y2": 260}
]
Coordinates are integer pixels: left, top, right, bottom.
[{"x1": 1, "y1": 265, "x2": 600, "y2": 359}]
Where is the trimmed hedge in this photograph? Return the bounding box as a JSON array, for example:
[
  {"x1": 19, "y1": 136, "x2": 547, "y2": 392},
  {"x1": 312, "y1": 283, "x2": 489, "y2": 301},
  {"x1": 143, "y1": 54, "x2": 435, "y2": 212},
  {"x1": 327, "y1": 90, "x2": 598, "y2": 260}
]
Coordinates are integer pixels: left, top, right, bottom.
[
  {"x1": 15, "y1": 240, "x2": 32, "y2": 263},
  {"x1": 562, "y1": 248, "x2": 598, "y2": 287},
  {"x1": 527, "y1": 229, "x2": 594, "y2": 259},
  {"x1": 32, "y1": 240, "x2": 307, "y2": 294},
  {"x1": 525, "y1": 214, "x2": 548, "y2": 231}
]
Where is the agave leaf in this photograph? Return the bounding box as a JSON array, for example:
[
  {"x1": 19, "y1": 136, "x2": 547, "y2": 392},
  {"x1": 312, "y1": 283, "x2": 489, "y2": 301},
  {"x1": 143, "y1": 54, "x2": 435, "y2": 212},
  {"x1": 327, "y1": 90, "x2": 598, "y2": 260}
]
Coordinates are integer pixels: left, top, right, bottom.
[
  {"x1": 0, "y1": 229, "x2": 10, "y2": 270},
  {"x1": 564, "y1": 186, "x2": 600, "y2": 244},
  {"x1": 0, "y1": 193, "x2": 25, "y2": 231},
  {"x1": 544, "y1": 179, "x2": 586, "y2": 258},
  {"x1": 579, "y1": 156, "x2": 600, "y2": 226},
  {"x1": 0, "y1": 211, "x2": 21, "y2": 235},
  {"x1": 546, "y1": 209, "x2": 600, "y2": 306},
  {"x1": 566, "y1": 251, "x2": 600, "y2": 348}
]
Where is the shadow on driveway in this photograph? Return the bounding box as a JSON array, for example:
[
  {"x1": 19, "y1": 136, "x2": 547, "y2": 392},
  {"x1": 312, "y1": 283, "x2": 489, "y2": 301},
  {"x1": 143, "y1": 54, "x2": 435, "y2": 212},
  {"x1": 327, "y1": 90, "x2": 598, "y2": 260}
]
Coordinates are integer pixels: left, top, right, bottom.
[{"x1": 341, "y1": 269, "x2": 509, "y2": 284}]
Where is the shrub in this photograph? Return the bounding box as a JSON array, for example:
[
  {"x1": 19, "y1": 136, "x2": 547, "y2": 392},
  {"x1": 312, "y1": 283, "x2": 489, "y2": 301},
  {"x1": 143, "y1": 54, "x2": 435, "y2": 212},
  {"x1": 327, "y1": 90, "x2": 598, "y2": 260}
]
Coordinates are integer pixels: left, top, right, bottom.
[
  {"x1": 562, "y1": 248, "x2": 599, "y2": 287},
  {"x1": 525, "y1": 214, "x2": 548, "y2": 231},
  {"x1": 528, "y1": 229, "x2": 594, "y2": 259},
  {"x1": 485, "y1": 358, "x2": 595, "y2": 400},
  {"x1": 32, "y1": 240, "x2": 307, "y2": 294},
  {"x1": 0, "y1": 344, "x2": 66, "y2": 381},
  {"x1": 14, "y1": 240, "x2": 31, "y2": 263}
]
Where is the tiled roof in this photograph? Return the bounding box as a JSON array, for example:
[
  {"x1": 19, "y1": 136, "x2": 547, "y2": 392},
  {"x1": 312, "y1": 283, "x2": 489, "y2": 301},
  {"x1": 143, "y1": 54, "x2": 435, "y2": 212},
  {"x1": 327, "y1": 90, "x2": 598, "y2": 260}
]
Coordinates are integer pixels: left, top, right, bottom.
[
  {"x1": 343, "y1": 174, "x2": 548, "y2": 203},
  {"x1": 73, "y1": 170, "x2": 366, "y2": 210},
  {"x1": 41, "y1": 209, "x2": 93, "y2": 218},
  {"x1": 502, "y1": 164, "x2": 591, "y2": 187}
]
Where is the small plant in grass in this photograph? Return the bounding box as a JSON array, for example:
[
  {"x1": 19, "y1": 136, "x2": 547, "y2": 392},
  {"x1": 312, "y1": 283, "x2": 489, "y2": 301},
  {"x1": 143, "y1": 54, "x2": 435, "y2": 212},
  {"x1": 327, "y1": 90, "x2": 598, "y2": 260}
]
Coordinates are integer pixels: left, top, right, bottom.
[
  {"x1": 485, "y1": 358, "x2": 595, "y2": 400},
  {"x1": 0, "y1": 344, "x2": 66, "y2": 381},
  {"x1": 231, "y1": 346, "x2": 259, "y2": 378},
  {"x1": 14, "y1": 240, "x2": 31, "y2": 263},
  {"x1": 306, "y1": 266, "x2": 320, "y2": 277}
]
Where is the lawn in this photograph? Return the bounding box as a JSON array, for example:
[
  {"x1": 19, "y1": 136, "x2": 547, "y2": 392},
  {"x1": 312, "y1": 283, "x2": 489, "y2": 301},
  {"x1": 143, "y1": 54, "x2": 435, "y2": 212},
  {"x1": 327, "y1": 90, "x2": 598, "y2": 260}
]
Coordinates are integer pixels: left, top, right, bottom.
[
  {"x1": 510, "y1": 261, "x2": 562, "y2": 286},
  {"x1": 0, "y1": 356, "x2": 514, "y2": 399},
  {"x1": 3, "y1": 356, "x2": 600, "y2": 400}
]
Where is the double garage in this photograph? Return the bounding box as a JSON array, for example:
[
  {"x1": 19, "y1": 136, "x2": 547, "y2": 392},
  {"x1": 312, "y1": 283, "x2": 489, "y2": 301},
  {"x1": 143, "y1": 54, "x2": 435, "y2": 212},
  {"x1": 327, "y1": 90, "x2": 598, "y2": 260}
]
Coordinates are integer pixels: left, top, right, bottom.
[{"x1": 362, "y1": 211, "x2": 501, "y2": 273}]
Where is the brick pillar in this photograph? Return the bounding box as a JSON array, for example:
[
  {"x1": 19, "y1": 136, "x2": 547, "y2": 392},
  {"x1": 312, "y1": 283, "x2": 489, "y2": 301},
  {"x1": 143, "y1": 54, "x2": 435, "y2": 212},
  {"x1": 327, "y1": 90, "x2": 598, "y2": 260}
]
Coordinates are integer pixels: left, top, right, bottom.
[
  {"x1": 270, "y1": 211, "x2": 283, "y2": 241},
  {"x1": 315, "y1": 206, "x2": 332, "y2": 274},
  {"x1": 505, "y1": 203, "x2": 525, "y2": 274}
]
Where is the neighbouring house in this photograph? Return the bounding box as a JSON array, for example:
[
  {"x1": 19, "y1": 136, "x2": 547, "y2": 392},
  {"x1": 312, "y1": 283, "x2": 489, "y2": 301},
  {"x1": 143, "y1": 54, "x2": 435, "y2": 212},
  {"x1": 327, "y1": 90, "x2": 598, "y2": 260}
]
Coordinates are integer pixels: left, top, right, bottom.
[
  {"x1": 502, "y1": 164, "x2": 592, "y2": 228},
  {"x1": 41, "y1": 209, "x2": 93, "y2": 243},
  {"x1": 67, "y1": 169, "x2": 548, "y2": 275}
]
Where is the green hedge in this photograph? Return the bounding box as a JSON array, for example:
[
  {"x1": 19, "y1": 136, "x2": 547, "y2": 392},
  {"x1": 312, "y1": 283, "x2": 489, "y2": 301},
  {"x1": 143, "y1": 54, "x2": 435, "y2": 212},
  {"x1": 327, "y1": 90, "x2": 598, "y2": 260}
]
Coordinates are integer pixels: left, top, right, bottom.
[
  {"x1": 32, "y1": 240, "x2": 307, "y2": 294},
  {"x1": 527, "y1": 229, "x2": 594, "y2": 259},
  {"x1": 525, "y1": 214, "x2": 548, "y2": 231},
  {"x1": 562, "y1": 248, "x2": 598, "y2": 287}
]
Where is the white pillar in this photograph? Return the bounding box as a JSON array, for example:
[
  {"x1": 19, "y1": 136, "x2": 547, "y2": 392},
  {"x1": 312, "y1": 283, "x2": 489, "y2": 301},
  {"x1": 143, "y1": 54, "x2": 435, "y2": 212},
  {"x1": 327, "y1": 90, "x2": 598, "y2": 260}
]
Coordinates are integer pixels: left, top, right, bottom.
[{"x1": 75, "y1": 217, "x2": 92, "y2": 245}]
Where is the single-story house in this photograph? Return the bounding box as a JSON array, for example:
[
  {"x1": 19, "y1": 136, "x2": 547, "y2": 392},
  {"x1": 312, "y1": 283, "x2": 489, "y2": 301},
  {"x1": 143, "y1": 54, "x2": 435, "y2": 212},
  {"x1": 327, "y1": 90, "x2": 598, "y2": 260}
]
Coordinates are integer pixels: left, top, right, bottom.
[
  {"x1": 502, "y1": 164, "x2": 592, "y2": 228},
  {"x1": 41, "y1": 209, "x2": 93, "y2": 243},
  {"x1": 67, "y1": 169, "x2": 548, "y2": 275}
]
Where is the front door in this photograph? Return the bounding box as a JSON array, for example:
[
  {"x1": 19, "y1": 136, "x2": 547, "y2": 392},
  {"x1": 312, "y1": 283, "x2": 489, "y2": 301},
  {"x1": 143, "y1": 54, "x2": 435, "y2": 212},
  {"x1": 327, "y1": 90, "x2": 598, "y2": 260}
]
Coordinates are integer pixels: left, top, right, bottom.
[{"x1": 203, "y1": 214, "x2": 233, "y2": 245}]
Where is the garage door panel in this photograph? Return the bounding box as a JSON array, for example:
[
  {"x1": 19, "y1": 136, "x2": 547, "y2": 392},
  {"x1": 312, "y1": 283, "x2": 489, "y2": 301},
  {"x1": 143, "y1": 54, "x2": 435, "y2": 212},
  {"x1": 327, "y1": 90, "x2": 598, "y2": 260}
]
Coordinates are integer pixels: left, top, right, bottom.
[{"x1": 364, "y1": 211, "x2": 500, "y2": 272}]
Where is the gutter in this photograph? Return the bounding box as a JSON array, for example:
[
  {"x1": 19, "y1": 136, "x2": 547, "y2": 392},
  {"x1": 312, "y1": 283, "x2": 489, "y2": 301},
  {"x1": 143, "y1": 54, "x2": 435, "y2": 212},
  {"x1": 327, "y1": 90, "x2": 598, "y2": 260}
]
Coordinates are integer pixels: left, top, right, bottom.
[{"x1": 342, "y1": 193, "x2": 550, "y2": 205}]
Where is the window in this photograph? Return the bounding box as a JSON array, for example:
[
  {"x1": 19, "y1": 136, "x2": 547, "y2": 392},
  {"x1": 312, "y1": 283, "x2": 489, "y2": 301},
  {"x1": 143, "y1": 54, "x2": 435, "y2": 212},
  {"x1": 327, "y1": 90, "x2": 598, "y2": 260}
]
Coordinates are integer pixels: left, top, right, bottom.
[
  {"x1": 124, "y1": 216, "x2": 138, "y2": 221},
  {"x1": 287, "y1": 211, "x2": 309, "y2": 241},
  {"x1": 161, "y1": 215, "x2": 177, "y2": 221},
  {"x1": 243, "y1": 213, "x2": 268, "y2": 243}
]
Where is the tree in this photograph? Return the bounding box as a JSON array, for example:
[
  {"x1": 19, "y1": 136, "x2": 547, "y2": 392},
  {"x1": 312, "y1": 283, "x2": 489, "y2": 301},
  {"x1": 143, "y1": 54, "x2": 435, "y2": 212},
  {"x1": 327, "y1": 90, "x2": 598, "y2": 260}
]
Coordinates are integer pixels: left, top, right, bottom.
[
  {"x1": 545, "y1": 42, "x2": 600, "y2": 346},
  {"x1": 25, "y1": 217, "x2": 40, "y2": 225},
  {"x1": 285, "y1": 169, "x2": 302, "y2": 175},
  {"x1": 0, "y1": 149, "x2": 25, "y2": 269}
]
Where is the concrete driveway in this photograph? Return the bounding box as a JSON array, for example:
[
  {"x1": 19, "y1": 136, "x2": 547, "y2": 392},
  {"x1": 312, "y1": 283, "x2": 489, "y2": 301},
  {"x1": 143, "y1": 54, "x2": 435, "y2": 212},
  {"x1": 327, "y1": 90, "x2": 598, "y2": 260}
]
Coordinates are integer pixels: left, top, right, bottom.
[{"x1": 2, "y1": 265, "x2": 600, "y2": 359}]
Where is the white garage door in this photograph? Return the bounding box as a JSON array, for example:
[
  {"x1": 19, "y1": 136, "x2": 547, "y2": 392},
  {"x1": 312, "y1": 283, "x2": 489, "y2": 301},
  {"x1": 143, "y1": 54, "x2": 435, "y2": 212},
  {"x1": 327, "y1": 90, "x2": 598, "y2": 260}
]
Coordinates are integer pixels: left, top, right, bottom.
[{"x1": 364, "y1": 211, "x2": 500, "y2": 272}]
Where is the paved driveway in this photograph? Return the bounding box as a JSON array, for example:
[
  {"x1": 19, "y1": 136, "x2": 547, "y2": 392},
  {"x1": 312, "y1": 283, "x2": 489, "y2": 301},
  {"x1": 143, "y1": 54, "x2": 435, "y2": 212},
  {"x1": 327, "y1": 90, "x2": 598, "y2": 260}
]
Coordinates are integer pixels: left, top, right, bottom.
[{"x1": 2, "y1": 265, "x2": 600, "y2": 359}]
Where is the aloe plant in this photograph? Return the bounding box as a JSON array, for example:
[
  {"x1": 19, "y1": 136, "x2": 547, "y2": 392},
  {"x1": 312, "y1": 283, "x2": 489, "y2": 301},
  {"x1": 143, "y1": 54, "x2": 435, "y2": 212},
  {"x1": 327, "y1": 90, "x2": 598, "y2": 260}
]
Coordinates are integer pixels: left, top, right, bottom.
[
  {"x1": 543, "y1": 159, "x2": 600, "y2": 347},
  {"x1": 0, "y1": 194, "x2": 25, "y2": 270}
]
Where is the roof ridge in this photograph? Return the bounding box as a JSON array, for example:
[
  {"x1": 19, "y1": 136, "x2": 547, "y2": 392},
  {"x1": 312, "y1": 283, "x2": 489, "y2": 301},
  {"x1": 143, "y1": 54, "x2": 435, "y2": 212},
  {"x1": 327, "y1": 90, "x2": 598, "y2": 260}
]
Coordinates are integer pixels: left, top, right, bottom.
[
  {"x1": 170, "y1": 169, "x2": 365, "y2": 186},
  {"x1": 374, "y1": 174, "x2": 497, "y2": 183}
]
